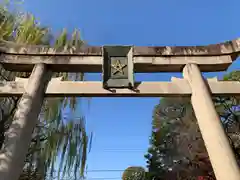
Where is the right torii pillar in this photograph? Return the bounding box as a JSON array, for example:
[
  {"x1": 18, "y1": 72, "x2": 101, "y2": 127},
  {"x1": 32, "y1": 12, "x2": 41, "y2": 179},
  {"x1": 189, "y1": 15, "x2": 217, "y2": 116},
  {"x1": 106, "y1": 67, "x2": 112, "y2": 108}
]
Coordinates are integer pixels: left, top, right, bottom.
[{"x1": 183, "y1": 63, "x2": 240, "y2": 180}]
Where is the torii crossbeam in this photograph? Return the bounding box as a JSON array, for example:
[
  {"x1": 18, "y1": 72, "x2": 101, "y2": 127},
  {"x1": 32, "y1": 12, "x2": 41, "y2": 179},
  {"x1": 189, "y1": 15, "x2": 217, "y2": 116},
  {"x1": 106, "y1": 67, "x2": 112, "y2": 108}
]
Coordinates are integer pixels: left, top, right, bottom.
[{"x1": 0, "y1": 38, "x2": 239, "y2": 72}]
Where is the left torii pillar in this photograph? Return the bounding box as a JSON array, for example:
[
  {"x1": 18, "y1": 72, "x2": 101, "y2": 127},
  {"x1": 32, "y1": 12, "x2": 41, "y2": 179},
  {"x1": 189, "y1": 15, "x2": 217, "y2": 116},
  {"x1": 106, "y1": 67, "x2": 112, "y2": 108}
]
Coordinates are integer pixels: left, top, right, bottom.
[{"x1": 0, "y1": 63, "x2": 52, "y2": 180}]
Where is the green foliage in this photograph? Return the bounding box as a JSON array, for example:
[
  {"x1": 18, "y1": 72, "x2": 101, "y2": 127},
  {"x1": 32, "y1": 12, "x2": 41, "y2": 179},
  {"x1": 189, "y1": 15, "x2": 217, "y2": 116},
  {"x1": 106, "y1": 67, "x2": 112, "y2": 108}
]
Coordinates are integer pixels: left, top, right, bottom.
[
  {"x1": 144, "y1": 131, "x2": 167, "y2": 180},
  {"x1": 145, "y1": 97, "x2": 191, "y2": 180},
  {"x1": 0, "y1": 3, "x2": 90, "y2": 180},
  {"x1": 122, "y1": 166, "x2": 146, "y2": 180},
  {"x1": 14, "y1": 14, "x2": 50, "y2": 45},
  {"x1": 223, "y1": 70, "x2": 240, "y2": 81},
  {"x1": 145, "y1": 71, "x2": 240, "y2": 179},
  {"x1": 0, "y1": 5, "x2": 15, "y2": 40},
  {"x1": 215, "y1": 71, "x2": 240, "y2": 161}
]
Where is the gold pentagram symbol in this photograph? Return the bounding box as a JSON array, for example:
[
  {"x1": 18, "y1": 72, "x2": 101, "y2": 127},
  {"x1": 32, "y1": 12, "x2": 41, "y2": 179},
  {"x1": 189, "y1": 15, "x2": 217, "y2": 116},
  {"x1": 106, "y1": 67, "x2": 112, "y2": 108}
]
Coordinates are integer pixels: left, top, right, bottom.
[{"x1": 111, "y1": 60, "x2": 127, "y2": 75}]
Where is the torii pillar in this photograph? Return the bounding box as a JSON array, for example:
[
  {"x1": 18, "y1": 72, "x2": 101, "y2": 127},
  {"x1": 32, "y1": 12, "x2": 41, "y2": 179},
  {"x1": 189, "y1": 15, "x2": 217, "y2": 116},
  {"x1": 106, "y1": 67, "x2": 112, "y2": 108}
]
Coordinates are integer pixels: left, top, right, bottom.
[
  {"x1": 183, "y1": 63, "x2": 240, "y2": 180},
  {"x1": 0, "y1": 63, "x2": 51, "y2": 180}
]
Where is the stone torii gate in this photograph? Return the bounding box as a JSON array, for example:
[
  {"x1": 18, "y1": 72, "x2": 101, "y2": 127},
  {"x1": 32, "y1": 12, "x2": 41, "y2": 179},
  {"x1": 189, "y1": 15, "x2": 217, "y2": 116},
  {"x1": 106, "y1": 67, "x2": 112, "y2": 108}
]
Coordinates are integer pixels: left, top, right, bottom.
[{"x1": 0, "y1": 39, "x2": 240, "y2": 180}]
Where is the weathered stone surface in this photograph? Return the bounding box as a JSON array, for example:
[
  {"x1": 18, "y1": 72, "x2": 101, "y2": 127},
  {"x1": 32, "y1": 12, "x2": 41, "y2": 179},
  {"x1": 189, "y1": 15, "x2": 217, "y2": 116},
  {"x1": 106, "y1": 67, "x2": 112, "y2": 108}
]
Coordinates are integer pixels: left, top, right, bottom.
[
  {"x1": 133, "y1": 38, "x2": 240, "y2": 56},
  {"x1": 0, "y1": 79, "x2": 239, "y2": 97},
  {"x1": 0, "y1": 39, "x2": 238, "y2": 72},
  {"x1": 0, "y1": 38, "x2": 239, "y2": 56}
]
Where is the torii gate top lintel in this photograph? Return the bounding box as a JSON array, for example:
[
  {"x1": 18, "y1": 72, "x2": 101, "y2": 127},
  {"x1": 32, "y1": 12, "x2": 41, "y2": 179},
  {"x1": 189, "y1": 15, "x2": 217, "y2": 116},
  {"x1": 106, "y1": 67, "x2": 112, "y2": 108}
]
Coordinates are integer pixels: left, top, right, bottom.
[
  {"x1": 0, "y1": 38, "x2": 239, "y2": 72},
  {"x1": 0, "y1": 38, "x2": 240, "y2": 56}
]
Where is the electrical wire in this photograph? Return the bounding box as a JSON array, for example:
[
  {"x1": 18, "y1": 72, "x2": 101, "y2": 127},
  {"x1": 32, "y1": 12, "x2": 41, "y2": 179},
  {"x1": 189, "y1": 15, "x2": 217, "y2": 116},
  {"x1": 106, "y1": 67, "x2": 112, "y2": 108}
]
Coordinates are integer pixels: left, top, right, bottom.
[
  {"x1": 47, "y1": 177, "x2": 122, "y2": 180},
  {"x1": 85, "y1": 178, "x2": 121, "y2": 180},
  {"x1": 46, "y1": 169, "x2": 144, "y2": 180},
  {"x1": 49, "y1": 169, "x2": 144, "y2": 173},
  {"x1": 86, "y1": 169, "x2": 137, "y2": 172}
]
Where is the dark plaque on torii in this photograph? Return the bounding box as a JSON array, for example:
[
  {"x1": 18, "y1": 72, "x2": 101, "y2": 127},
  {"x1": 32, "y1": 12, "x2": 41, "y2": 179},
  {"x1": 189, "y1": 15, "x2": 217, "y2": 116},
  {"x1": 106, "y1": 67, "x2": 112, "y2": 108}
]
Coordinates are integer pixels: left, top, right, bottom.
[{"x1": 102, "y1": 46, "x2": 134, "y2": 89}]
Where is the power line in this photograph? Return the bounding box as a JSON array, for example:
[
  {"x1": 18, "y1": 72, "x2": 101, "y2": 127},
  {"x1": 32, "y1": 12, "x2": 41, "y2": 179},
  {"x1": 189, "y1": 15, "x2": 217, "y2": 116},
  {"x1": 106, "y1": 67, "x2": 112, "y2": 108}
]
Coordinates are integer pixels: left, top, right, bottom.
[
  {"x1": 88, "y1": 149, "x2": 147, "y2": 153},
  {"x1": 47, "y1": 169, "x2": 147, "y2": 179},
  {"x1": 86, "y1": 178, "x2": 121, "y2": 180},
  {"x1": 50, "y1": 169, "x2": 145, "y2": 173},
  {"x1": 90, "y1": 150, "x2": 146, "y2": 153},
  {"x1": 86, "y1": 169, "x2": 132, "y2": 172},
  {"x1": 89, "y1": 148, "x2": 148, "y2": 151},
  {"x1": 48, "y1": 177, "x2": 122, "y2": 180}
]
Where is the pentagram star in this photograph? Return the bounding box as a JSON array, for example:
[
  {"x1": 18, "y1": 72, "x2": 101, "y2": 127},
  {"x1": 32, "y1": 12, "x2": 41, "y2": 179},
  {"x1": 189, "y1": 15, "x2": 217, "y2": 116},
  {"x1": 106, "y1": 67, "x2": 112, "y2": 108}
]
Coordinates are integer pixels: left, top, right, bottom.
[{"x1": 111, "y1": 60, "x2": 127, "y2": 75}]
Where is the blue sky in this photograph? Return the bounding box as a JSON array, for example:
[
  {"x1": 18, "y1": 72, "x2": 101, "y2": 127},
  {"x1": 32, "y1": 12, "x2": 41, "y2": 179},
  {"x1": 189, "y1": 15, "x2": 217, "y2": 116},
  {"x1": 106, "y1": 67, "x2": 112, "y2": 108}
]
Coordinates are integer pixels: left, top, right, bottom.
[{"x1": 19, "y1": 0, "x2": 240, "y2": 179}]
